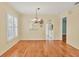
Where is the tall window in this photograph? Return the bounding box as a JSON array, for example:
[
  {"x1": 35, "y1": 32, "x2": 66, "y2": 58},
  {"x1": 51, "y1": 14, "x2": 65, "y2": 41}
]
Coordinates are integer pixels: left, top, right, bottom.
[
  {"x1": 13, "y1": 17, "x2": 18, "y2": 37},
  {"x1": 7, "y1": 14, "x2": 18, "y2": 41}
]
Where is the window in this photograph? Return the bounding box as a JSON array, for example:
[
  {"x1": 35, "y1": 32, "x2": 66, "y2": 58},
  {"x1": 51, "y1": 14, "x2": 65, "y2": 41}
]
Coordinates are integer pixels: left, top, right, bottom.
[
  {"x1": 7, "y1": 14, "x2": 18, "y2": 41},
  {"x1": 13, "y1": 17, "x2": 18, "y2": 37}
]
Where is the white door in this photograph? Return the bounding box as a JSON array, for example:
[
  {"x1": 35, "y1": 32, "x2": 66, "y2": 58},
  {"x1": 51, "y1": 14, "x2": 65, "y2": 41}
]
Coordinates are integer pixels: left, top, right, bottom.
[{"x1": 45, "y1": 23, "x2": 54, "y2": 40}]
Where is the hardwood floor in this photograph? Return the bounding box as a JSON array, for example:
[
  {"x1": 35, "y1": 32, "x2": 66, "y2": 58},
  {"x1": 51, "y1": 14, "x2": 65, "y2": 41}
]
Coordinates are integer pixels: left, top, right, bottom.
[{"x1": 1, "y1": 40, "x2": 79, "y2": 57}]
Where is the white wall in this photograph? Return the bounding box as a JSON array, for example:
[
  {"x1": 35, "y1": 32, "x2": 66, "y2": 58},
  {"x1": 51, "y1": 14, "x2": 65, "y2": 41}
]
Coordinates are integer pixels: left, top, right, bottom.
[
  {"x1": 19, "y1": 14, "x2": 61, "y2": 40},
  {"x1": 0, "y1": 3, "x2": 20, "y2": 55},
  {"x1": 59, "y1": 5, "x2": 79, "y2": 49}
]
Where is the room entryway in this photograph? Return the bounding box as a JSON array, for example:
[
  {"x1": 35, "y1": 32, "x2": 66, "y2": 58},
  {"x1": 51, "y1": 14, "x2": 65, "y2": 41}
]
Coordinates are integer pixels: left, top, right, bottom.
[{"x1": 62, "y1": 17, "x2": 67, "y2": 43}]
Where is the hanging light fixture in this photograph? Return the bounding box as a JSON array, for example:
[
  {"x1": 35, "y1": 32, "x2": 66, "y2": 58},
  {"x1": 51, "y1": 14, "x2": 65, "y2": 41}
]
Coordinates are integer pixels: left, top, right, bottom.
[{"x1": 32, "y1": 8, "x2": 43, "y2": 27}]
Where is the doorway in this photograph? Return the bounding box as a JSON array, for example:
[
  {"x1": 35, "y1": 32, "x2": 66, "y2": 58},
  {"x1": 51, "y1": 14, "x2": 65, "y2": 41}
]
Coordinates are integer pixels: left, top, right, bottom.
[{"x1": 62, "y1": 17, "x2": 67, "y2": 43}]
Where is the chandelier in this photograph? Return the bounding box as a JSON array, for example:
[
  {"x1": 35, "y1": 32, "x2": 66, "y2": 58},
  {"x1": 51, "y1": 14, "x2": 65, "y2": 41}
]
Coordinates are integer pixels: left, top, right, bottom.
[{"x1": 32, "y1": 8, "x2": 43, "y2": 27}]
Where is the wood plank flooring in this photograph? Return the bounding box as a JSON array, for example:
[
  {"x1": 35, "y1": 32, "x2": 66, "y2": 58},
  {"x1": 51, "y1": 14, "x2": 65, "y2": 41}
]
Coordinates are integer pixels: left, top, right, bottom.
[{"x1": 1, "y1": 40, "x2": 79, "y2": 57}]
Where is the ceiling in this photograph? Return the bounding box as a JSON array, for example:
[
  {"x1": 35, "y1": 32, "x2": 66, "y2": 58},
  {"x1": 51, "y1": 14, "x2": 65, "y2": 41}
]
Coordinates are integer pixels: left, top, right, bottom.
[{"x1": 9, "y1": 2, "x2": 75, "y2": 15}]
